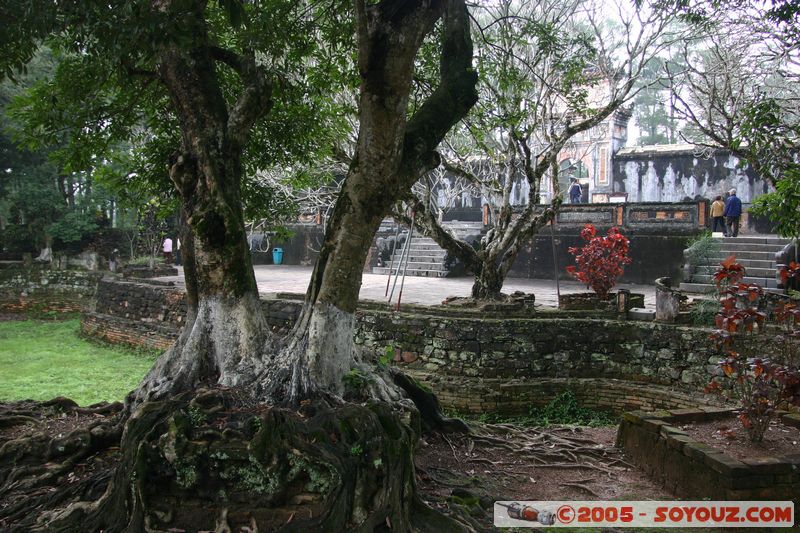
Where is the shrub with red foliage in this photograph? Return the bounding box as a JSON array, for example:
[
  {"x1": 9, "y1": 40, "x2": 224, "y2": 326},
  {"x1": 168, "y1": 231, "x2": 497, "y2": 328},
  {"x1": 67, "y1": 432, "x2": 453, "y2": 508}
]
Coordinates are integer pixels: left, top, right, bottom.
[
  {"x1": 779, "y1": 261, "x2": 800, "y2": 290},
  {"x1": 705, "y1": 257, "x2": 800, "y2": 442},
  {"x1": 566, "y1": 224, "x2": 632, "y2": 299}
]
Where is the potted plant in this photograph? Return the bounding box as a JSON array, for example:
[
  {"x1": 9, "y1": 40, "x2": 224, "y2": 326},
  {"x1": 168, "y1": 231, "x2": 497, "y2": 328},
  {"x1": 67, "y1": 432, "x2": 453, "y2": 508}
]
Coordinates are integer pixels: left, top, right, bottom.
[{"x1": 561, "y1": 224, "x2": 633, "y2": 310}]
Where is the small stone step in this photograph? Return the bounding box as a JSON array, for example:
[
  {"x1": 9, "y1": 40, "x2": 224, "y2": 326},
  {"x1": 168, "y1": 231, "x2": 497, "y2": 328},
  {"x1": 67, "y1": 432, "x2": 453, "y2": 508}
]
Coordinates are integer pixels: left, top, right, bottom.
[
  {"x1": 390, "y1": 254, "x2": 447, "y2": 263},
  {"x1": 695, "y1": 265, "x2": 775, "y2": 277},
  {"x1": 701, "y1": 258, "x2": 775, "y2": 269},
  {"x1": 680, "y1": 281, "x2": 786, "y2": 295},
  {"x1": 403, "y1": 244, "x2": 445, "y2": 252},
  {"x1": 678, "y1": 282, "x2": 717, "y2": 294},
  {"x1": 716, "y1": 242, "x2": 787, "y2": 253},
  {"x1": 628, "y1": 308, "x2": 655, "y2": 321},
  {"x1": 690, "y1": 274, "x2": 778, "y2": 288},
  {"x1": 720, "y1": 236, "x2": 791, "y2": 245},
  {"x1": 707, "y1": 251, "x2": 777, "y2": 261},
  {"x1": 372, "y1": 266, "x2": 448, "y2": 277}
]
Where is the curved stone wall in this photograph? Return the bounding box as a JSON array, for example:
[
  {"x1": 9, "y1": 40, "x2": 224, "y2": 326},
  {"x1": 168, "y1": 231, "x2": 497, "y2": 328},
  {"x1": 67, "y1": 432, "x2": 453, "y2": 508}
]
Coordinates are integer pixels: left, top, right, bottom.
[{"x1": 70, "y1": 280, "x2": 756, "y2": 413}]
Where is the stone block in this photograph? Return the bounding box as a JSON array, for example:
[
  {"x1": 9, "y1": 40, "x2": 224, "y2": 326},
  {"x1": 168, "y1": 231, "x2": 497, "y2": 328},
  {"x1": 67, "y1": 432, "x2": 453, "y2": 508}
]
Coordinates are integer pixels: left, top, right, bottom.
[
  {"x1": 741, "y1": 457, "x2": 793, "y2": 475},
  {"x1": 781, "y1": 413, "x2": 800, "y2": 429},
  {"x1": 665, "y1": 433, "x2": 694, "y2": 451},
  {"x1": 621, "y1": 411, "x2": 646, "y2": 424},
  {"x1": 660, "y1": 425, "x2": 688, "y2": 438},
  {"x1": 703, "y1": 453, "x2": 749, "y2": 477},
  {"x1": 682, "y1": 441, "x2": 718, "y2": 461},
  {"x1": 641, "y1": 418, "x2": 669, "y2": 433},
  {"x1": 667, "y1": 408, "x2": 708, "y2": 422}
]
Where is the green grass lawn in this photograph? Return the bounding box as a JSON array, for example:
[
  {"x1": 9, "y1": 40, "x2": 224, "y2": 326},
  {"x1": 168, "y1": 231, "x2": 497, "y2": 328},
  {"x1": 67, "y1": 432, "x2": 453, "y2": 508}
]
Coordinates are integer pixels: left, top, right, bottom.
[{"x1": 0, "y1": 319, "x2": 158, "y2": 406}]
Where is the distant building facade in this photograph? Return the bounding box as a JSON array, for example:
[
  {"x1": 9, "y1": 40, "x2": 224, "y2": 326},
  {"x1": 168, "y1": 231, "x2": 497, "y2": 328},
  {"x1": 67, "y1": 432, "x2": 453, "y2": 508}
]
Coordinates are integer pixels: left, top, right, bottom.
[{"x1": 610, "y1": 144, "x2": 771, "y2": 203}]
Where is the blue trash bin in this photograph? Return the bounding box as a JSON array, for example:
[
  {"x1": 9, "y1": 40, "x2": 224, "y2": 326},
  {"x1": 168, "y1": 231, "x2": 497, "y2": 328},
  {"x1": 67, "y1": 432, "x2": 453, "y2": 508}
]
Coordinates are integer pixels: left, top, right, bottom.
[{"x1": 272, "y1": 247, "x2": 284, "y2": 265}]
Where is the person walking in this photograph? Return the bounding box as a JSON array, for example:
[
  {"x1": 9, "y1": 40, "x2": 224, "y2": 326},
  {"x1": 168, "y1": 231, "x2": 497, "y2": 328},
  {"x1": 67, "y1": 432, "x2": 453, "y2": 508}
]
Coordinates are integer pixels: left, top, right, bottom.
[
  {"x1": 162, "y1": 236, "x2": 173, "y2": 264},
  {"x1": 568, "y1": 178, "x2": 582, "y2": 204},
  {"x1": 723, "y1": 188, "x2": 743, "y2": 238},
  {"x1": 710, "y1": 195, "x2": 727, "y2": 236}
]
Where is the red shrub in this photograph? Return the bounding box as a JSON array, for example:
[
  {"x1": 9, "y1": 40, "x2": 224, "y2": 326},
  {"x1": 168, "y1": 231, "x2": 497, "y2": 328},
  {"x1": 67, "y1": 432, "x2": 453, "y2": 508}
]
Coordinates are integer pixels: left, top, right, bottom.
[
  {"x1": 566, "y1": 224, "x2": 632, "y2": 299},
  {"x1": 705, "y1": 258, "x2": 800, "y2": 442}
]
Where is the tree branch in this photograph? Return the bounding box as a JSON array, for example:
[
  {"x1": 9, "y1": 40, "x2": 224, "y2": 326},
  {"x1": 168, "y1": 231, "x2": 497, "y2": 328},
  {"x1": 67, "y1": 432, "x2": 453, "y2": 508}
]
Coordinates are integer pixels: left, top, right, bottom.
[
  {"x1": 396, "y1": 196, "x2": 482, "y2": 272},
  {"x1": 400, "y1": 0, "x2": 479, "y2": 180},
  {"x1": 226, "y1": 49, "x2": 274, "y2": 146}
]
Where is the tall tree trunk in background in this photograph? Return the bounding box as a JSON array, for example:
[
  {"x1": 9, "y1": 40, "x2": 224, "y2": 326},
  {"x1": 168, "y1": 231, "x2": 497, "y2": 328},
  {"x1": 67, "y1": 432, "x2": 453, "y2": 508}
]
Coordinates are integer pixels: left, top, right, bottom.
[{"x1": 263, "y1": 0, "x2": 478, "y2": 404}]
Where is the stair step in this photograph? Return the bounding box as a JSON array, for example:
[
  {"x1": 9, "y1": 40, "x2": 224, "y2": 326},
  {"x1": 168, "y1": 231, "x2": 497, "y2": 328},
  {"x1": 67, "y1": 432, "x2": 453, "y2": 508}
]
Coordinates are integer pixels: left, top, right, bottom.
[
  {"x1": 678, "y1": 282, "x2": 718, "y2": 294},
  {"x1": 716, "y1": 243, "x2": 787, "y2": 253},
  {"x1": 690, "y1": 274, "x2": 779, "y2": 288},
  {"x1": 391, "y1": 253, "x2": 446, "y2": 262},
  {"x1": 372, "y1": 267, "x2": 448, "y2": 277},
  {"x1": 695, "y1": 266, "x2": 776, "y2": 277},
  {"x1": 720, "y1": 237, "x2": 791, "y2": 245},
  {"x1": 707, "y1": 251, "x2": 778, "y2": 260},
  {"x1": 385, "y1": 261, "x2": 446, "y2": 271},
  {"x1": 699, "y1": 258, "x2": 776, "y2": 269},
  {"x1": 403, "y1": 244, "x2": 445, "y2": 251},
  {"x1": 680, "y1": 281, "x2": 786, "y2": 295}
]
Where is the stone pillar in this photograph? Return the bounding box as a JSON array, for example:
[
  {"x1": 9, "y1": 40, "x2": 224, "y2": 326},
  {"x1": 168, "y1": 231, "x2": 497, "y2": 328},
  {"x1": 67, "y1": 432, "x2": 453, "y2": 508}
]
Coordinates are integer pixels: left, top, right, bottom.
[{"x1": 655, "y1": 277, "x2": 680, "y2": 323}]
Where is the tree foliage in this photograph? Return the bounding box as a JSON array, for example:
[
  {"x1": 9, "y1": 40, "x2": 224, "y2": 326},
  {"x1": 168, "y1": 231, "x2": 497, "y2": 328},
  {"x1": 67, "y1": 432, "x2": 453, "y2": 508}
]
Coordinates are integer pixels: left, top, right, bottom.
[
  {"x1": 401, "y1": 0, "x2": 685, "y2": 299},
  {"x1": 1, "y1": 0, "x2": 354, "y2": 231}
]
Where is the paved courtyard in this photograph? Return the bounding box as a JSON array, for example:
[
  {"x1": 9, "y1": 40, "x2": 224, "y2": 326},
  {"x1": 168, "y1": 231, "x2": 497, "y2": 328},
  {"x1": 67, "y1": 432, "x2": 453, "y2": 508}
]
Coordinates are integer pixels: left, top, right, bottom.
[{"x1": 159, "y1": 265, "x2": 657, "y2": 309}]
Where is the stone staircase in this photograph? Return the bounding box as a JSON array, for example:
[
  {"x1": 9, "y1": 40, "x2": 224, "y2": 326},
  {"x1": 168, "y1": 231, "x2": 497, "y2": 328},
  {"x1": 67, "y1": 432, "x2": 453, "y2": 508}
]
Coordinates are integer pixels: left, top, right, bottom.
[
  {"x1": 679, "y1": 236, "x2": 790, "y2": 293},
  {"x1": 372, "y1": 222, "x2": 483, "y2": 278}
]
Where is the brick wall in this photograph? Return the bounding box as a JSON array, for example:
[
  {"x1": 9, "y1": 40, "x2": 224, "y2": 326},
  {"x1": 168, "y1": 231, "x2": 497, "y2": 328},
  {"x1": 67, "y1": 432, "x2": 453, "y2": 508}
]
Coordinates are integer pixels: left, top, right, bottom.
[
  {"x1": 617, "y1": 409, "x2": 800, "y2": 503},
  {"x1": 0, "y1": 264, "x2": 102, "y2": 314}
]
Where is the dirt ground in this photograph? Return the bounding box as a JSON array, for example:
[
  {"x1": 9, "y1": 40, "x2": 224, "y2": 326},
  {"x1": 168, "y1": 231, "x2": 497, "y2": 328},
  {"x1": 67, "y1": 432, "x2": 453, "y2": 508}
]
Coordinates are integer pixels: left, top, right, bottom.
[
  {"x1": 682, "y1": 417, "x2": 800, "y2": 461},
  {"x1": 2, "y1": 405, "x2": 797, "y2": 532},
  {"x1": 415, "y1": 423, "x2": 670, "y2": 530}
]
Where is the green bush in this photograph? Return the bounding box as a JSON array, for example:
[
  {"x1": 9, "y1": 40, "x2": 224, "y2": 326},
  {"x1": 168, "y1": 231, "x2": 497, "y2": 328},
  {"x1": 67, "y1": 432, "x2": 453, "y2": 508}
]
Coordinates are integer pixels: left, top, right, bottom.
[
  {"x1": 684, "y1": 231, "x2": 721, "y2": 269},
  {"x1": 475, "y1": 390, "x2": 616, "y2": 427},
  {"x1": 1, "y1": 224, "x2": 38, "y2": 253},
  {"x1": 128, "y1": 255, "x2": 165, "y2": 266},
  {"x1": 691, "y1": 298, "x2": 720, "y2": 326}
]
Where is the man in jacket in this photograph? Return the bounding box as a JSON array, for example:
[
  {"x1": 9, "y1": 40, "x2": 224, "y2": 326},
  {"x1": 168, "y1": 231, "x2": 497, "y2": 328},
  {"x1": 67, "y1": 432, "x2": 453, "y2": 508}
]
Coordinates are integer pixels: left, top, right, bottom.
[
  {"x1": 568, "y1": 178, "x2": 582, "y2": 204},
  {"x1": 723, "y1": 188, "x2": 743, "y2": 237}
]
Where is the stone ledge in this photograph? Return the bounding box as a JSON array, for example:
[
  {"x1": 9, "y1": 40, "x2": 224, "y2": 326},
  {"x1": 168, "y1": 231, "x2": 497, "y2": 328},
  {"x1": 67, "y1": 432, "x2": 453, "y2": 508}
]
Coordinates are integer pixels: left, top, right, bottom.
[
  {"x1": 408, "y1": 374, "x2": 726, "y2": 415},
  {"x1": 617, "y1": 409, "x2": 800, "y2": 504}
]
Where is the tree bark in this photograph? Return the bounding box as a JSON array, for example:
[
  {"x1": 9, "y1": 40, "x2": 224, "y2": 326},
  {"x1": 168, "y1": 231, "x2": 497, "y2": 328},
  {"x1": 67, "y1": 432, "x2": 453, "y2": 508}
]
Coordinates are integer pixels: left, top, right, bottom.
[
  {"x1": 130, "y1": 1, "x2": 272, "y2": 404},
  {"x1": 262, "y1": 0, "x2": 479, "y2": 404},
  {"x1": 471, "y1": 255, "x2": 504, "y2": 299},
  {"x1": 0, "y1": 2, "x2": 478, "y2": 531}
]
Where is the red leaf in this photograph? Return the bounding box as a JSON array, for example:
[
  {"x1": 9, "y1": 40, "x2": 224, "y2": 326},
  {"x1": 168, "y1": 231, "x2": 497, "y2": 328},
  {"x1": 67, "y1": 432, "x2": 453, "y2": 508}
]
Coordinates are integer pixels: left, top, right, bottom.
[{"x1": 721, "y1": 255, "x2": 737, "y2": 269}]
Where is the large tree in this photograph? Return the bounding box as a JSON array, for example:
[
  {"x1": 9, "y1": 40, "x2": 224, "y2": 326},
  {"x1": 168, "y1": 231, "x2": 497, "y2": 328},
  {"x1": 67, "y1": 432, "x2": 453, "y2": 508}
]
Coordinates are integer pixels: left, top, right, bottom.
[
  {"x1": 0, "y1": 0, "x2": 477, "y2": 531},
  {"x1": 397, "y1": 0, "x2": 684, "y2": 299}
]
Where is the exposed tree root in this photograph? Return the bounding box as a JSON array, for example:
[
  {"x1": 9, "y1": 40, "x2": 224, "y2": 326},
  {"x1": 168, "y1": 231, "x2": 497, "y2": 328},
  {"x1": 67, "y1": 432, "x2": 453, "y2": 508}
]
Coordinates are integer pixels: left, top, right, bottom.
[
  {"x1": 0, "y1": 399, "x2": 124, "y2": 531},
  {"x1": 1, "y1": 388, "x2": 475, "y2": 532},
  {"x1": 455, "y1": 423, "x2": 632, "y2": 478}
]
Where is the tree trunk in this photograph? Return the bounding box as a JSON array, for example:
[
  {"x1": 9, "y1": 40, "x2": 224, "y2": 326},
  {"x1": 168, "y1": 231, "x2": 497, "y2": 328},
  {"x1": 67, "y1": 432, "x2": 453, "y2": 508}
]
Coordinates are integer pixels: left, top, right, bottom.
[
  {"x1": 130, "y1": 33, "x2": 270, "y2": 404},
  {"x1": 471, "y1": 259, "x2": 504, "y2": 299},
  {"x1": 0, "y1": 2, "x2": 478, "y2": 531},
  {"x1": 262, "y1": 0, "x2": 478, "y2": 405}
]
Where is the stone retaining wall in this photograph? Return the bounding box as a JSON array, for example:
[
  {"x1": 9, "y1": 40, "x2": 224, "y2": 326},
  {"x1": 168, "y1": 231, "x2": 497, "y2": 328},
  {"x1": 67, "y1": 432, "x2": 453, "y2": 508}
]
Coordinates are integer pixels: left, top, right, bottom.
[
  {"x1": 83, "y1": 279, "x2": 303, "y2": 348},
  {"x1": 74, "y1": 280, "x2": 753, "y2": 413},
  {"x1": 358, "y1": 313, "x2": 721, "y2": 387},
  {"x1": 418, "y1": 376, "x2": 722, "y2": 415},
  {"x1": 0, "y1": 264, "x2": 102, "y2": 314},
  {"x1": 617, "y1": 409, "x2": 800, "y2": 503}
]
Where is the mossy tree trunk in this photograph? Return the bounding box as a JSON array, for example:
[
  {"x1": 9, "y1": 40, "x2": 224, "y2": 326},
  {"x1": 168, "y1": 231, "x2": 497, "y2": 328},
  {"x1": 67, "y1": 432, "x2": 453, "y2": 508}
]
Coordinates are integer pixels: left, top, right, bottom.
[
  {"x1": 262, "y1": 0, "x2": 478, "y2": 404},
  {"x1": 130, "y1": 0, "x2": 274, "y2": 404},
  {"x1": 0, "y1": 1, "x2": 478, "y2": 531}
]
